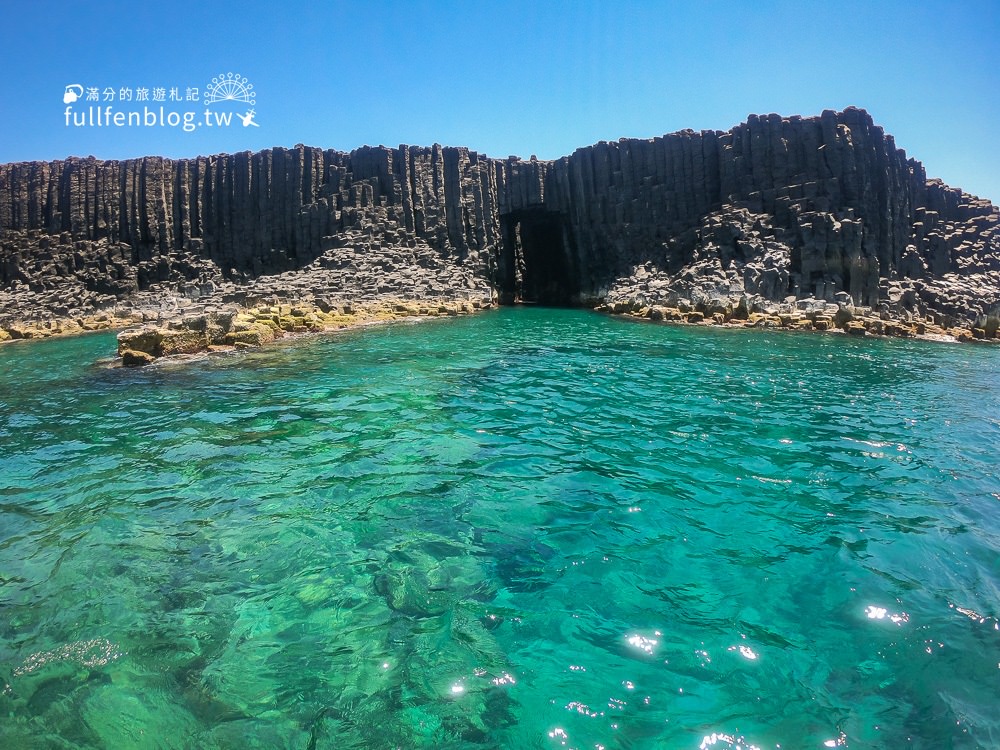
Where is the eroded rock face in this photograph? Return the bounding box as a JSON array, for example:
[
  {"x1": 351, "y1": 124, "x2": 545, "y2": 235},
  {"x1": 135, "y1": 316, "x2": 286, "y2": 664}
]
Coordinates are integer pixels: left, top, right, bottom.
[{"x1": 1, "y1": 107, "x2": 998, "y2": 334}]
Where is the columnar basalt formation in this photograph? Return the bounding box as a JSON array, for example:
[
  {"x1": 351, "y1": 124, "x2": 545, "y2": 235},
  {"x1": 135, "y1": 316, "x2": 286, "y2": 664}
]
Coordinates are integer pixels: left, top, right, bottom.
[{"x1": 1, "y1": 107, "x2": 998, "y2": 343}]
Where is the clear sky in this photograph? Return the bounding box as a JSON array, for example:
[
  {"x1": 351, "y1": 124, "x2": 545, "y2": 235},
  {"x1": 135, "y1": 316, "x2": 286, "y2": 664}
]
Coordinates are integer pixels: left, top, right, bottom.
[{"x1": 1, "y1": 0, "x2": 998, "y2": 201}]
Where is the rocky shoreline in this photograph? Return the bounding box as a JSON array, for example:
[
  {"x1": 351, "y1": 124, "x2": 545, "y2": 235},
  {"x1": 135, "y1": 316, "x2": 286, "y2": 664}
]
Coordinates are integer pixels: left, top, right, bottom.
[
  {"x1": 601, "y1": 296, "x2": 997, "y2": 343},
  {"x1": 1, "y1": 225, "x2": 498, "y2": 360},
  {"x1": 115, "y1": 297, "x2": 491, "y2": 366},
  {"x1": 3, "y1": 283, "x2": 996, "y2": 368}
]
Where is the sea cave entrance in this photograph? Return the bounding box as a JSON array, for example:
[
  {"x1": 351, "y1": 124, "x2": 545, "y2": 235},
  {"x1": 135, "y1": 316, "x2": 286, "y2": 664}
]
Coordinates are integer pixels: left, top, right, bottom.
[{"x1": 497, "y1": 208, "x2": 581, "y2": 306}]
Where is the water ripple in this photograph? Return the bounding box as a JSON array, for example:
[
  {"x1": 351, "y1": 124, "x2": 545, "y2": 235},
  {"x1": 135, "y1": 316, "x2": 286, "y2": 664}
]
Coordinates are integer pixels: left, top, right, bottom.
[{"x1": 1, "y1": 310, "x2": 999, "y2": 747}]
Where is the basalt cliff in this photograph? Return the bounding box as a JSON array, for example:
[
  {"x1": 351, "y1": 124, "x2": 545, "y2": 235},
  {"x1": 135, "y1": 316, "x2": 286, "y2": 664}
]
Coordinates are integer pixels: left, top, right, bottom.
[{"x1": 2, "y1": 107, "x2": 998, "y2": 349}]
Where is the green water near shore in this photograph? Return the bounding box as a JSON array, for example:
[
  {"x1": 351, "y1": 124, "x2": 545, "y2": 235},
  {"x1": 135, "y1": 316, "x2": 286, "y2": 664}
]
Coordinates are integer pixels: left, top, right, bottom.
[{"x1": 1, "y1": 308, "x2": 999, "y2": 749}]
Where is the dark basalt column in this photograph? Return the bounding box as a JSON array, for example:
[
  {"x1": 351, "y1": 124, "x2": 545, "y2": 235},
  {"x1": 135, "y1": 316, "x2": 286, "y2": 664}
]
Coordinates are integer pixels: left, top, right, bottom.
[{"x1": 1, "y1": 108, "x2": 998, "y2": 325}]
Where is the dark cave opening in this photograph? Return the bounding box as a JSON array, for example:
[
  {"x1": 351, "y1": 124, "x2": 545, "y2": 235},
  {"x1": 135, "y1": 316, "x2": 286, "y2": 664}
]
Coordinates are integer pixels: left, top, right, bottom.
[{"x1": 497, "y1": 209, "x2": 580, "y2": 306}]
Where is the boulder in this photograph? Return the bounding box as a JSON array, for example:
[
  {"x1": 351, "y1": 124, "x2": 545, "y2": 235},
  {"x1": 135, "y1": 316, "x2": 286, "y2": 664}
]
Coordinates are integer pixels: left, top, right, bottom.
[
  {"x1": 223, "y1": 323, "x2": 276, "y2": 347},
  {"x1": 116, "y1": 326, "x2": 207, "y2": 358},
  {"x1": 120, "y1": 349, "x2": 156, "y2": 367}
]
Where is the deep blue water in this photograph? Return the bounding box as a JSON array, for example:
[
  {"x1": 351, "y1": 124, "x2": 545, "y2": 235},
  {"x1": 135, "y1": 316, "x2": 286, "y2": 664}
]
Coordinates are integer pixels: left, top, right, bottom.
[{"x1": 1, "y1": 308, "x2": 999, "y2": 749}]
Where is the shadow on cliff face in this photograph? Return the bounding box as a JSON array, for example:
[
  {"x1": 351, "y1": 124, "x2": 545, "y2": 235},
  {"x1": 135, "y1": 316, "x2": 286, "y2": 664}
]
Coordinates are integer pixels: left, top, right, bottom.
[{"x1": 498, "y1": 209, "x2": 581, "y2": 306}]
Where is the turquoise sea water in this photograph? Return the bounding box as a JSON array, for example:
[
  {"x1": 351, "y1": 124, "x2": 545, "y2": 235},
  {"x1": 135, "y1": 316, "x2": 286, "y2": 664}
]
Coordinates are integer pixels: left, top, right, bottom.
[{"x1": 1, "y1": 308, "x2": 999, "y2": 749}]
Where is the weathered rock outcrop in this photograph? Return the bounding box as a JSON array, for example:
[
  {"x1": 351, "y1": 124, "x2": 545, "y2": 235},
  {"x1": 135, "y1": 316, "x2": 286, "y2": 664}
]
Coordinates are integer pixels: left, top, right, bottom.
[
  {"x1": 115, "y1": 298, "x2": 487, "y2": 366},
  {"x1": 2, "y1": 107, "x2": 998, "y2": 340}
]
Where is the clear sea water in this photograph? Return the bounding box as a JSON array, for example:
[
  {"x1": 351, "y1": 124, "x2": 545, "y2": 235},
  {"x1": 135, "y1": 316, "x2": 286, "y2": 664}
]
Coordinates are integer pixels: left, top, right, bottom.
[{"x1": 1, "y1": 307, "x2": 999, "y2": 749}]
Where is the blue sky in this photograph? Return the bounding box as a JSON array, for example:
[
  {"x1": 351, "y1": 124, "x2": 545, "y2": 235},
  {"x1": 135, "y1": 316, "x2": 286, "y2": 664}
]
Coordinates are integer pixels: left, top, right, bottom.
[{"x1": 1, "y1": 0, "x2": 998, "y2": 201}]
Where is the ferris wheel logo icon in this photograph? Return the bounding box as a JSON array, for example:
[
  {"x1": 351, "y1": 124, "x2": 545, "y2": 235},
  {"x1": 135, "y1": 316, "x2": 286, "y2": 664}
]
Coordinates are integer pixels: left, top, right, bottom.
[{"x1": 203, "y1": 72, "x2": 255, "y2": 106}]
